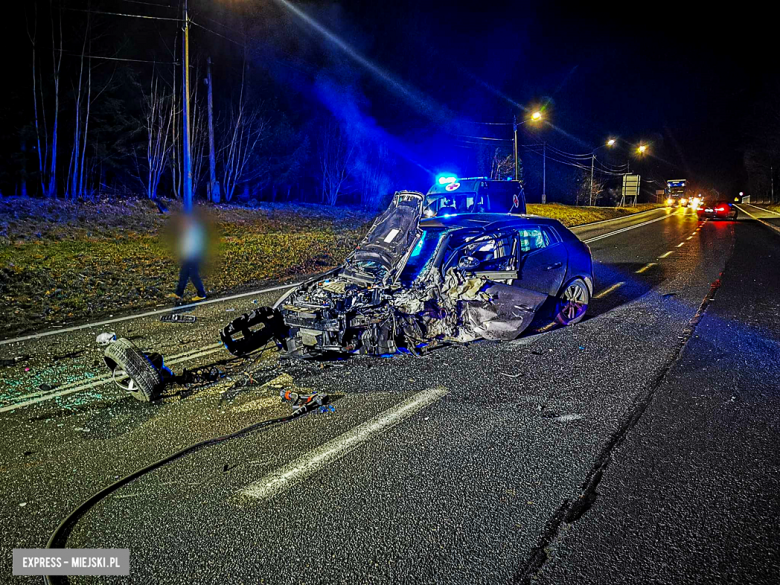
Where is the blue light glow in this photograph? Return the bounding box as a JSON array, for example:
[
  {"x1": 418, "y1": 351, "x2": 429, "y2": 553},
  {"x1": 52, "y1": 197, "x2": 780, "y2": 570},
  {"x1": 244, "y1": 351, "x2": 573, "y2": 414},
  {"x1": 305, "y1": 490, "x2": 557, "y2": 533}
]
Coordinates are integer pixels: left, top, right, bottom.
[
  {"x1": 437, "y1": 174, "x2": 457, "y2": 185},
  {"x1": 410, "y1": 231, "x2": 427, "y2": 257}
]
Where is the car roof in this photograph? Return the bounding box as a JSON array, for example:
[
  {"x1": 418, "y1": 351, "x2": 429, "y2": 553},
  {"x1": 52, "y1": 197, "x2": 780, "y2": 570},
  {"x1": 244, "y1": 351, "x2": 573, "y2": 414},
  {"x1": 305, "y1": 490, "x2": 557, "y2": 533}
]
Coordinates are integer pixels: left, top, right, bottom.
[{"x1": 420, "y1": 213, "x2": 562, "y2": 231}]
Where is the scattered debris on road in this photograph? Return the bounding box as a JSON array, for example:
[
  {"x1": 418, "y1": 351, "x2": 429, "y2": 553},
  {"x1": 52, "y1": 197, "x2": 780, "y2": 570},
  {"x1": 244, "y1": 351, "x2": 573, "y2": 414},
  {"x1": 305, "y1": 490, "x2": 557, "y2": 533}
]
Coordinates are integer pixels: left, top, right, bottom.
[
  {"x1": 96, "y1": 332, "x2": 117, "y2": 345},
  {"x1": 159, "y1": 314, "x2": 197, "y2": 324}
]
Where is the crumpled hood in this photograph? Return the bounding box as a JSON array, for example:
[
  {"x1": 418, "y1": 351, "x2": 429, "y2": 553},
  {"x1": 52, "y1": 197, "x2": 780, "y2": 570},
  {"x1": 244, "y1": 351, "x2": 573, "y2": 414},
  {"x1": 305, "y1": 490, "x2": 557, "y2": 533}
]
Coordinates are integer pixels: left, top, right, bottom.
[{"x1": 347, "y1": 191, "x2": 424, "y2": 284}]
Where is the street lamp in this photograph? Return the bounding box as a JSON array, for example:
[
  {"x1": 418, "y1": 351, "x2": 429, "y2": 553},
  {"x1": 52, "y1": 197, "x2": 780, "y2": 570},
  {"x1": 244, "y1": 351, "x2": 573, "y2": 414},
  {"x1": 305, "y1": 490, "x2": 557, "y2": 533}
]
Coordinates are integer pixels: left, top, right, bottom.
[
  {"x1": 637, "y1": 144, "x2": 648, "y2": 155},
  {"x1": 607, "y1": 138, "x2": 616, "y2": 147},
  {"x1": 513, "y1": 109, "x2": 545, "y2": 190}
]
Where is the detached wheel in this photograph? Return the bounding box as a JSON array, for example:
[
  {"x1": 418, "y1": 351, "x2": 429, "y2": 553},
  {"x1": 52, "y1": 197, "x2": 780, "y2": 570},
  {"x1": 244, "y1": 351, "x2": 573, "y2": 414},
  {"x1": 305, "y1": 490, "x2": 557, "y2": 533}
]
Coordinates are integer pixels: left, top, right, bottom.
[
  {"x1": 554, "y1": 278, "x2": 589, "y2": 326},
  {"x1": 104, "y1": 338, "x2": 164, "y2": 402}
]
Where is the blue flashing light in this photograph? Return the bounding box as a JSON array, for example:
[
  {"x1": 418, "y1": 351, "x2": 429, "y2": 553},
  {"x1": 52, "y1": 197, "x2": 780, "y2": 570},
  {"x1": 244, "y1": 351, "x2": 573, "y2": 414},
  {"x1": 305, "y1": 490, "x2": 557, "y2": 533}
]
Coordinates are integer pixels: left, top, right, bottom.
[{"x1": 437, "y1": 174, "x2": 457, "y2": 185}]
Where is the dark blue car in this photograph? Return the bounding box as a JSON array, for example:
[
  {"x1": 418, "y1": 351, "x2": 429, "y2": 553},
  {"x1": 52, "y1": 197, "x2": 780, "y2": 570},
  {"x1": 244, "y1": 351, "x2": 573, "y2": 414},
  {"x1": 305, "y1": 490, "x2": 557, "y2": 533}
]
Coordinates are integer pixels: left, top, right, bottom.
[{"x1": 221, "y1": 191, "x2": 594, "y2": 358}]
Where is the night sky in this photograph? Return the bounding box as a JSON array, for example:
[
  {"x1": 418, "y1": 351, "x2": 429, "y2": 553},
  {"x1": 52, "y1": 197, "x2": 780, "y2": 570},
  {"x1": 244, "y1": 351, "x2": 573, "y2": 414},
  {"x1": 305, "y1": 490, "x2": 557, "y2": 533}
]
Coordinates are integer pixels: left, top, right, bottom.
[
  {"x1": 4, "y1": 0, "x2": 774, "y2": 198},
  {"x1": 288, "y1": 0, "x2": 773, "y2": 194}
]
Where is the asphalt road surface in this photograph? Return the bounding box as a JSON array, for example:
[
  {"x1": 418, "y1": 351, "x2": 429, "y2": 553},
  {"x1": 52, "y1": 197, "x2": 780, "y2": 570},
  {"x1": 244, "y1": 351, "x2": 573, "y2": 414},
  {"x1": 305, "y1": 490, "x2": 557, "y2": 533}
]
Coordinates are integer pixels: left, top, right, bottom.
[{"x1": 2, "y1": 206, "x2": 779, "y2": 584}]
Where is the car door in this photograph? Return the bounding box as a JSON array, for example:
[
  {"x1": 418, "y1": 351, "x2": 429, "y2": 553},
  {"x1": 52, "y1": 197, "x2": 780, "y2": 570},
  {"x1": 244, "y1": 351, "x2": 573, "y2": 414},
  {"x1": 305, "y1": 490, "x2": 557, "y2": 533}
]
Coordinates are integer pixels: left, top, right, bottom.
[{"x1": 514, "y1": 225, "x2": 567, "y2": 297}]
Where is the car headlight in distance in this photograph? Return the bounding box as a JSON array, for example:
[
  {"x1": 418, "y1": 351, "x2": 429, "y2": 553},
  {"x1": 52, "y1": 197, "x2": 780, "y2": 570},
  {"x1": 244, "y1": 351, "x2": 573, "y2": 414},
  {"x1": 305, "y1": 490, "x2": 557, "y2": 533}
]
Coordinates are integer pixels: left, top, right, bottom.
[
  {"x1": 680, "y1": 198, "x2": 688, "y2": 206},
  {"x1": 666, "y1": 198, "x2": 673, "y2": 206},
  {"x1": 692, "y1": 197, "x2": 701, "y2": 208}
]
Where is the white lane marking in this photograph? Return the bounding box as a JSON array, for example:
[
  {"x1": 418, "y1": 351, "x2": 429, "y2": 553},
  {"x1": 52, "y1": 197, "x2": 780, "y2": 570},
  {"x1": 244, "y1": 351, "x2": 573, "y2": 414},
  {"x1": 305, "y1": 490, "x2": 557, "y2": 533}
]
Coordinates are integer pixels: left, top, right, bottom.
[
  {"x1": 658, "y1": 251, "x2": 673, "y2": 258},
  {"x1": 233, "y1": 387, "x2": 449, "y2": 504},
  {"x1": 676, "y1": 242, "x2": 685, "y2": 247},
  {"x1": 582, "y1": 211, "x2": 678, "y2": 244},
  {"x1": 736, "y1": 205, "x2": 780, "y2": 237},
  {"x1": 2, "y1": 343, "x2": 223, "y2": 403},
  {"x1": 686, "y1": 236, "x2": 693, "y2": 240},
  {"x1": 635, "y1": 262, "x2": 656, "y2": 274},
  {"x1": 593, "y1": 282, "x2": 624, "y2": 299},
  {"x1": 0, "y1": 283, "x2": 300, "y2": 347},
  {"x1": 0, "y1": 345, "x2": 226, "y2": 413},
  {"x1": 746, "y1": 203, "x2": 780, "y2": 217}
]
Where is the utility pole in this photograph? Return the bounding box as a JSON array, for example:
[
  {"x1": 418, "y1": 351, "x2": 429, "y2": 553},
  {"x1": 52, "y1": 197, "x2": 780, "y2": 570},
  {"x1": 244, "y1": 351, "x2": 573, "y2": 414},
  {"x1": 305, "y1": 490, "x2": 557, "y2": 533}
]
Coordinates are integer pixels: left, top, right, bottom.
[
  {"x1": 181, "y1": 0, "x2": 193, "y2": 212},
  {"x1": 513, "y1": 115, "x2": 519, "y2": 182},
  {"x1": 206, "y1": 57, "x2": 219, "y2": 203},
  {"x1": 542, "y1": 142, "x2": 547, "y2": 204},
  {"x1": 771, "y1": 165, "x2": 775, "y2": 203},
  {"x1": 589, "y1": 154, "x2": 595, "y2": 206}
]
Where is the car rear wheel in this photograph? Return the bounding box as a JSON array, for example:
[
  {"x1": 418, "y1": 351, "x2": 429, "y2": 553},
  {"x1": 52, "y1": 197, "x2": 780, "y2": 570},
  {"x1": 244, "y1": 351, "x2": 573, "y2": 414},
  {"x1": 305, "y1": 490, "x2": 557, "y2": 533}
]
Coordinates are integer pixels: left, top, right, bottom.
[{"x1": 554, "y1": 278, "x2": 589, "y2": 326}]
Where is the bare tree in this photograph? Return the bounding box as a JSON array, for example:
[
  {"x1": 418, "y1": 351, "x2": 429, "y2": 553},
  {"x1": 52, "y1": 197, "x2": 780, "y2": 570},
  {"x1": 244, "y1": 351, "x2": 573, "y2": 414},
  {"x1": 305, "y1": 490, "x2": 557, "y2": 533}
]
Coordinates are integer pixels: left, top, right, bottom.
[
  {"x1": 190, "y1": 94, "x2": 208, "y2": 200},
  {"x1": 489, "y1": 148, "x2": 515, "y2": 181},
  {"x1": 26, "y1": 1, "x2": 62, "y2": 198},
  {"x1": 218, "y1": 64, "x2": 266, "y2": 202},
  {"x1": 318, "y1": 120, "x2": 356, "y2": 206},
  {"x1": 48, "y1": 0, "x2": 63, "y2": 198},
  {"x1": 67, "y1": 9, "x2": 91, "y2": 200},
  {"x1": 134, "y1": 73, "x2": 174, "y2": 200},
  {"x1": 220, "y1": 104, "x2": 265, "y2": 202}
]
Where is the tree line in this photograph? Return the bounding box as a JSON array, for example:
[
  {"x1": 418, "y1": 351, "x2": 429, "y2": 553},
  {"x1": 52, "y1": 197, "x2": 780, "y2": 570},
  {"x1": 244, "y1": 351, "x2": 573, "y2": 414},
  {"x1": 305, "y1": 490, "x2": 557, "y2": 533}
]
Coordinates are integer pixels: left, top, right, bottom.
[{"x1": 5, "y1": 1, "x2": 407, "y2": 210}]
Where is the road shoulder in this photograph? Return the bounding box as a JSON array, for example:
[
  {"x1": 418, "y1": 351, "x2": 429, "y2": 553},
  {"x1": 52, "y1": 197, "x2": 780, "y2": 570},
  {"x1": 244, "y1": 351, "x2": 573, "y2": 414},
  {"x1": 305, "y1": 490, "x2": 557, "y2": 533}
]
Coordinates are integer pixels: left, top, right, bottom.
[{"x1": 533, "y1": 220, "x2": 780, "y2": 584}]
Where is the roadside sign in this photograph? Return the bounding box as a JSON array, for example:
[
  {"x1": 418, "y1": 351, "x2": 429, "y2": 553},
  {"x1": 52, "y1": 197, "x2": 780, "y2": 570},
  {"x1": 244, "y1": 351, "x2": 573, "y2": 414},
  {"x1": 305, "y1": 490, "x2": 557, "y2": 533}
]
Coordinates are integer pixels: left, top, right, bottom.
[
  {"x1": 621, "y1": 174, "x2": 641, "y2": 206},
  {"x1": 622, "y1": 174, "x2": 640, "y2": 196},
  {"x1": 655, "y1": 189, "x2": 665, "y2": 195}
]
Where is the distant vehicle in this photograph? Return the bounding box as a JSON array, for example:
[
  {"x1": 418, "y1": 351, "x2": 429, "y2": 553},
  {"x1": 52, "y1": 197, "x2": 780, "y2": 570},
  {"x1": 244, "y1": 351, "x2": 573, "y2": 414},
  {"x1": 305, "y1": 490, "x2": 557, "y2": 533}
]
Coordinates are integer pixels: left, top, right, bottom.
[
  {"x1": 666, "y1": 179, "x2": 688, "y2": 207},
  {"x1": 425, "y1": 177, "x2": 526, "y2": 217},
  {"x1": 697, "y1": 200, "x2": 738, "y2": 221}
]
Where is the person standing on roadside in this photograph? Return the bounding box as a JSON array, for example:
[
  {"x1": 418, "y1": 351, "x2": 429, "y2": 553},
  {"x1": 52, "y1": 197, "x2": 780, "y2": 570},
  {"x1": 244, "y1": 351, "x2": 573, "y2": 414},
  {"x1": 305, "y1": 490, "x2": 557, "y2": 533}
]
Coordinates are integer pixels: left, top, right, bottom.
[{"x1": 168, "y1": 211, "x2": 208, "y2": 302}]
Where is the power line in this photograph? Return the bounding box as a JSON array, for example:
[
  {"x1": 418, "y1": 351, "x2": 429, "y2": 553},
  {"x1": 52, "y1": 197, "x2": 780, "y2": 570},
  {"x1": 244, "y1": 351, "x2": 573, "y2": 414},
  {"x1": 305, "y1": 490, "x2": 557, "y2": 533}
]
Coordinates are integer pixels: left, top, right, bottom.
[
  {"x1": 190, "y1": 9, "x2": 247, "y2": 39},
  {"x1": 456, "y1": 134, "x2": 512, "y2": 143},
  {"x1": 190, "y1": 20, "x2": 245, "y2": 48},
  {"x1": 56, "y1": 49, "x2": 177, "y2": 65},
  {"x1": 113, "y1": 0, "x2": 175, "y2": 9},
  {"x1": 462, "y1": 120, "x2": 513, "y2": 126},
  {"x1": 62, "y1": 7, "x2": 182, "y2": 21}
]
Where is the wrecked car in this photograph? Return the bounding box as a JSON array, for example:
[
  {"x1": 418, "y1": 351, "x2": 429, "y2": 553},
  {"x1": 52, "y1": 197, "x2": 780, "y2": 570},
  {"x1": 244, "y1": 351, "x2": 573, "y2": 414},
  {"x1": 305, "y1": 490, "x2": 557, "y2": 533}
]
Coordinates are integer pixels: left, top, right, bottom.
[{"x1": 220, "y1": 190, "x2": 593, "y2": 359}]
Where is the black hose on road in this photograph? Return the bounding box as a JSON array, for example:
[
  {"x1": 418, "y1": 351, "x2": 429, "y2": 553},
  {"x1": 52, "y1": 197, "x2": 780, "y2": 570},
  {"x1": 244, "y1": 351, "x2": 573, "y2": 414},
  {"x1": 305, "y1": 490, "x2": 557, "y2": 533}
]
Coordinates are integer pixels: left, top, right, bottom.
[{"x1": 42, "y1": 407, "x2": 311, "y2": 584}]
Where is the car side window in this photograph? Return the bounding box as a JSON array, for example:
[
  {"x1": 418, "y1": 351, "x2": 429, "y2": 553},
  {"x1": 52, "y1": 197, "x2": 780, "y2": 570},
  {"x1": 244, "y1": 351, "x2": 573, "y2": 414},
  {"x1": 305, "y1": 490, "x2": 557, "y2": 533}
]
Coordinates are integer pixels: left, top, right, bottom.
[
  {"x1": 451, "y1": 234, "x2": 515, "y2": 271},
  {"x1": 517, "y1": 227, "x2": 550, "y2": 253}
]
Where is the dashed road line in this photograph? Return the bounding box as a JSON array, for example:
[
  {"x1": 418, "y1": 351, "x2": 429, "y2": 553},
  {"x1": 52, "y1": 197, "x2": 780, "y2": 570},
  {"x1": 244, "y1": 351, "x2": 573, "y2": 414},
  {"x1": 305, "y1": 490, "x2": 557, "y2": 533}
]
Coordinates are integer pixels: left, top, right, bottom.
[
  {"x1": 593, "y1": 282, "x2": 625, "y2": 299},
  {"x1": 676, "y1": 242, "x2": 685, "y2": 247},
  {"x1": 658, "y1": 251, "x2": 674, "y2": 259},
  {"x1": 635, "y1": 262, "x2": 657, "y2": 274},
  {"x1": 232, "y1": 387, "x2": 449, "y2": 505}
]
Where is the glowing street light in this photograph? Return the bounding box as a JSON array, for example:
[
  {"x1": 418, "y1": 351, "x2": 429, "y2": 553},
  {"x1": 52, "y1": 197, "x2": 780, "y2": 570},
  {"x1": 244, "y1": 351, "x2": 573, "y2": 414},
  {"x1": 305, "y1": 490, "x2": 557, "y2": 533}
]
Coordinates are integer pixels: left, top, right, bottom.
[
  {"x1": 637, "y1": 144, "x2": 648, "y2": 155},
  {"x1": 531, "y1": 111, "x2": 543, "y2": 122},
  {"x1": 607, "y1": 138, "x2": 616, "y2": 146}
]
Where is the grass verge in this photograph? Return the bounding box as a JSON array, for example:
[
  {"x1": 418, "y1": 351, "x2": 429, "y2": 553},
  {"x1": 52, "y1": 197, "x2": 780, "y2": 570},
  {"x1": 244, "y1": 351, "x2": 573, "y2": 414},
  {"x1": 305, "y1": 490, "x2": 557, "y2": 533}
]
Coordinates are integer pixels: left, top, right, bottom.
[{"x1": 0, "y1": 198, "x2": 661, "y2": 337}]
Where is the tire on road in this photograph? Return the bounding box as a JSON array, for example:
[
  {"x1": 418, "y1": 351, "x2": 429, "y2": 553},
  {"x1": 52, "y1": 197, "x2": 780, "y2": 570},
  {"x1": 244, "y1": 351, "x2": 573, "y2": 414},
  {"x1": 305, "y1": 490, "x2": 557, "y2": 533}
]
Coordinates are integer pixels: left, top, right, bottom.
[
  {"x1": 553, "y1": 278, "x2": 589, "y2": 326},
  {"x1": 104, "y1": 338, "x2": 164, "y2": 402}
]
